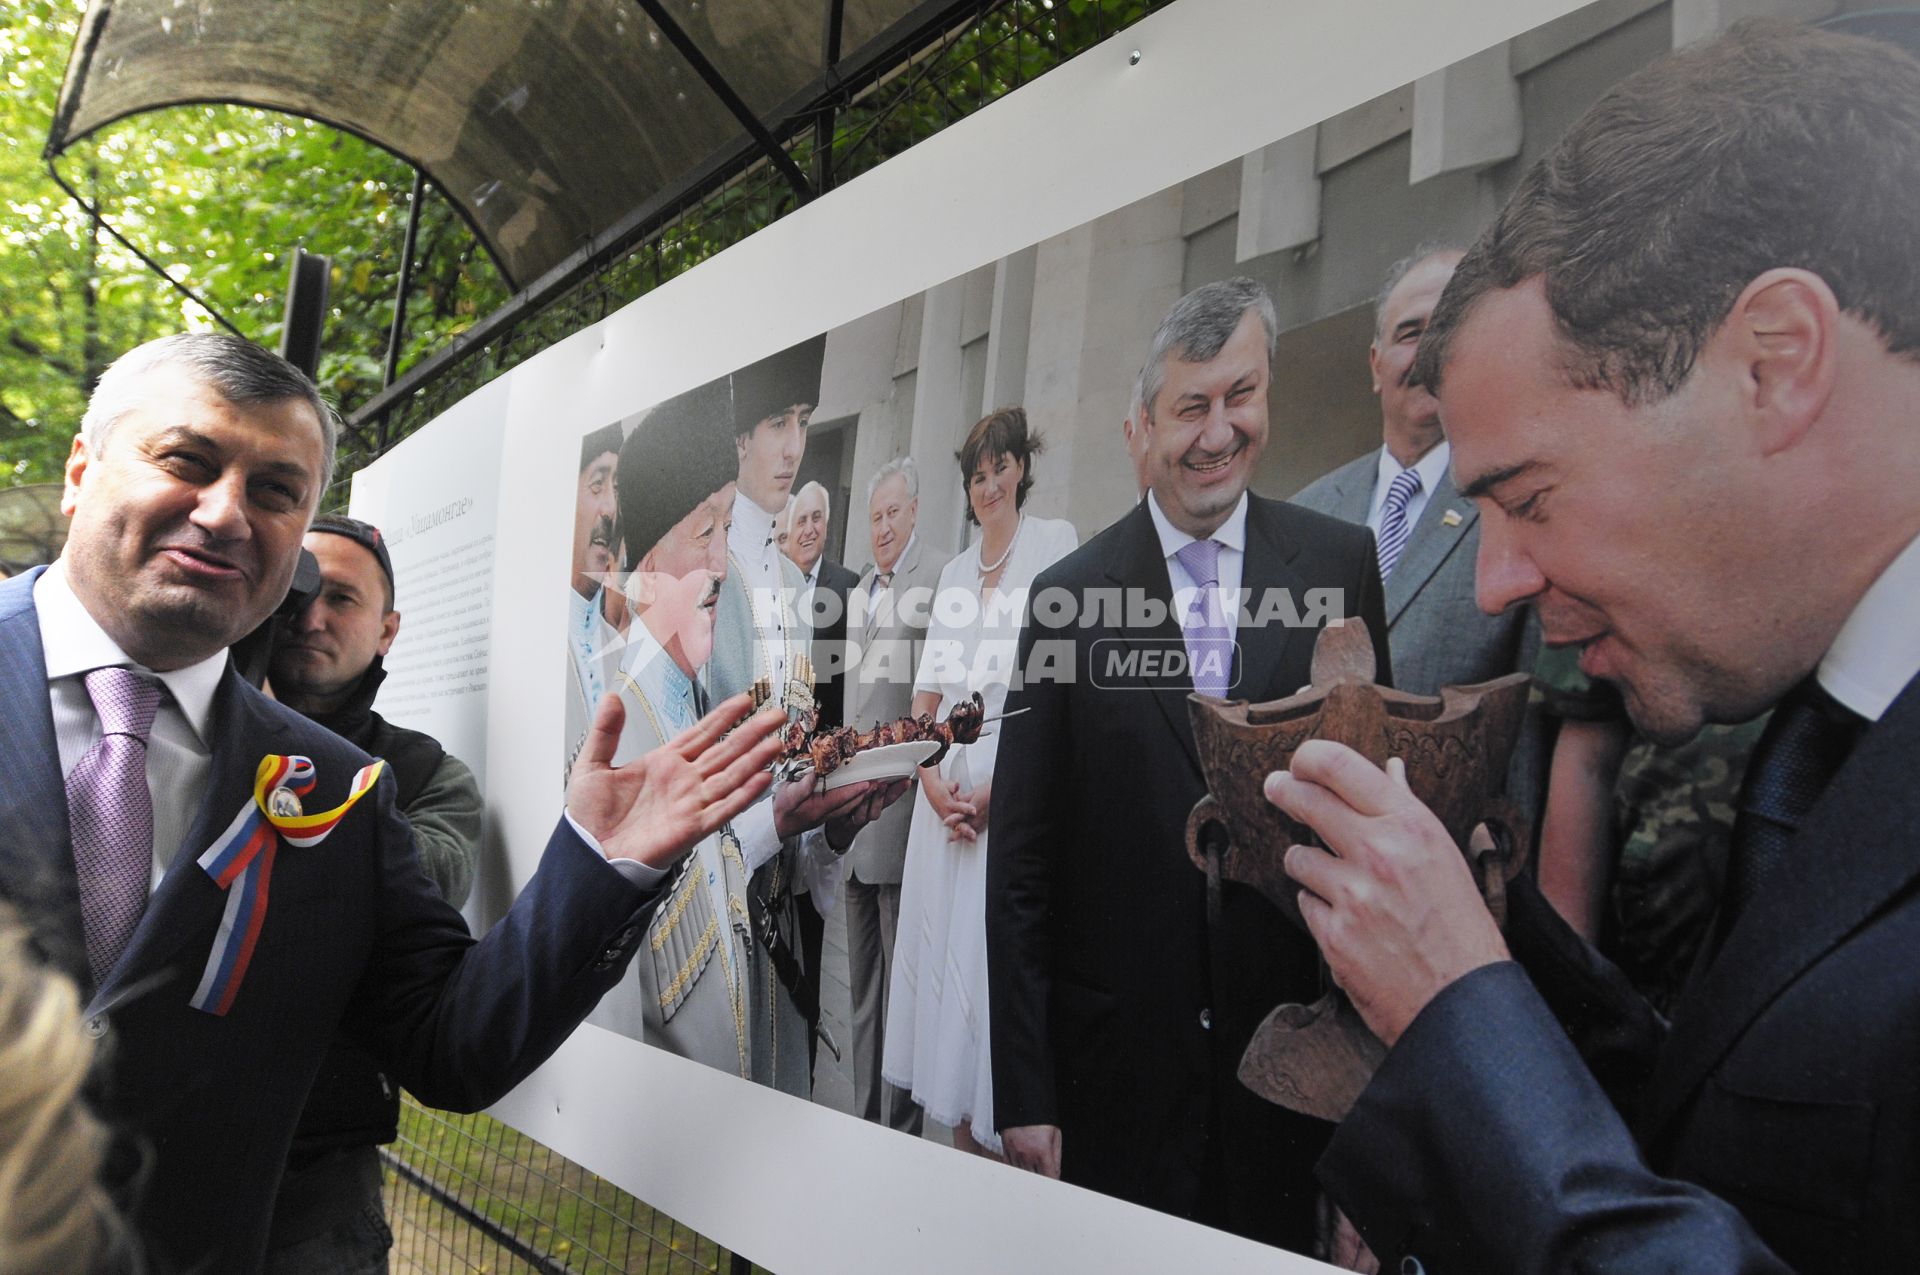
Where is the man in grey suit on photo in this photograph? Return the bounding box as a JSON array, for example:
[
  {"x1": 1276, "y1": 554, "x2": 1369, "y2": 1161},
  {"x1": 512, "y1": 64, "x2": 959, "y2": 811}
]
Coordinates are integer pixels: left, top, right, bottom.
[
  {"x1": 843, "y1": 457, "x2": 948, "y2": 1133},
  {"x1": 1291, "y1": 248, "x2": 1543, "y2": 817}
]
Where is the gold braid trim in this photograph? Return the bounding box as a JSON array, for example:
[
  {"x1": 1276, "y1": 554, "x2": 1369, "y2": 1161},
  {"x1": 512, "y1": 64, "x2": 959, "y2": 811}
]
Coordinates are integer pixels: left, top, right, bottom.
[
  {"x1": 656, "y1": 914, "x2": 720, "y2": 1011},
  {"x1": 717, "y1": 832, "x2": 751, "y2": 1077},
  {"x1": 650, "y1": 860, "x2": 702, "y2": 953}
]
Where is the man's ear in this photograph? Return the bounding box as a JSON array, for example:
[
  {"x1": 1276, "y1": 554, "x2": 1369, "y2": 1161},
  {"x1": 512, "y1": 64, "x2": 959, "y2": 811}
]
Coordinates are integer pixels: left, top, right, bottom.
[
  {"x1": 60, "y1": 434, "x2": 90, "y2": 517},
  {"x1": 627, "y1": 551, "x2": 659, "y2": 608},
  {"x1": 377, "y1": 609, "x2": 402, "y2": 656},
  {"x1": 1723, "y1": 268, "x2": 1839, "y2": 457},
  {"x1": 1367, "y1": 339, "x2": 1385, "y2": 395},
  {"x1": 735, "y1": 433, "x2": 749, "y2": 464}
]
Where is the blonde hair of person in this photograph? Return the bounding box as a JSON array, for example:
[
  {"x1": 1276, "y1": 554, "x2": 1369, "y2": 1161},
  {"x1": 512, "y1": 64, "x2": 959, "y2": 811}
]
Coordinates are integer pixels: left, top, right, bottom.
[{"x1": 0, "y1": 911, "x2": 123, "y2": 1274}]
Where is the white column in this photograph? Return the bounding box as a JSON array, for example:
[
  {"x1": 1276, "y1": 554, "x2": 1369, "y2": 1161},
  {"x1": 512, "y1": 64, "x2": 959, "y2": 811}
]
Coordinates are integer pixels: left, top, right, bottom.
[
  {"x1": 981, "y1": 247, "x2": 1037, "y2": 418},
  {"x1": 1236, "y1": 130, "x2": 1321, "y2": 261},
  {"x1": 908, "y1": 276, "x2": 969, "y2": 556},
  {"x1": 1410, "y1": 42, "x2": 1522, "y2": 184}
]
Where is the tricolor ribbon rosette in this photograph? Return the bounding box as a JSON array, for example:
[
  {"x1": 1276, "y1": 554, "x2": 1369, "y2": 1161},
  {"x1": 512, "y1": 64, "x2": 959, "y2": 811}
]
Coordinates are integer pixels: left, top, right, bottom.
[{"x1": 189, "y1": 754, "x2": 383, "y2": 1015}]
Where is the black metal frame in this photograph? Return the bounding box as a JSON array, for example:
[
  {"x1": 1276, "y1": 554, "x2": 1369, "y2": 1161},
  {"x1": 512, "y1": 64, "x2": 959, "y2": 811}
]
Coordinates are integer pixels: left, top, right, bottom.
[
  {"x1": 43, "y1": 153, "x2": 248, "y2": 340},
  {"x1": 629, "y1": 0, "x2": 818, "y2": 205},
  {"x1": 348, "y1": 0, "x2": 991, "y2": 435}
]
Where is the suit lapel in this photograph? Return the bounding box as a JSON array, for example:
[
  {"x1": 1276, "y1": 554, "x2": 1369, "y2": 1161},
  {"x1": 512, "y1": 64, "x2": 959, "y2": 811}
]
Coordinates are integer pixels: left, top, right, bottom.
[
  {"x1": 1636, "y1": 676, "x2": 1920, "y2": 1147},
  {"x1": 90, "y1": 668, "x2": 292, "y2": 1014},
  {"x1": 1383, "y1": 470, "x2": 1476, "y2": 627},
  {"x1": 1104, "y1": 504, "x2": 1202, "y2": 777},
  {"x1": 1236, "y1": 497, "x2": 1312, "y2": 705},
  {"x1": 0, "y1": 569, "x2": 90, "y2": 991},
  {"x1": 1326, "y1": 455, "x2": 1373, "y2": 525}
]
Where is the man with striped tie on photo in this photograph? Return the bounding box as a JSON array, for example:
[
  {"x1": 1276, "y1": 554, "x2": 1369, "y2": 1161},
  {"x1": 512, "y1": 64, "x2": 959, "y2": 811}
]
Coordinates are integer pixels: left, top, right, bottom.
[
  {"x1": 1293, "y1": 252, "x2": 1543, "y2": 695},
  {"x1": 1291, "y1": 248, "x2": 1544, "y2": 820}
]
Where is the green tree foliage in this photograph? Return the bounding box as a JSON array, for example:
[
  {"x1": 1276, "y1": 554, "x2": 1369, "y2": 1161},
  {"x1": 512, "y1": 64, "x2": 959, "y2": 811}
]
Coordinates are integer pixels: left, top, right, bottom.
[
  {"x1": 2, "y1": 0, "x2": 1161, "y2": 489},
  {"x1": 0, "y1": 0, "x2": 507, "y2": 486}
]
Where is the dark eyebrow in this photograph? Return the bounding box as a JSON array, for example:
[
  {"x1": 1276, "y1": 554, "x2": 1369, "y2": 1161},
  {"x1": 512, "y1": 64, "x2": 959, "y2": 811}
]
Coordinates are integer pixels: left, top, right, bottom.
[
  {"x1": 1457, "y1": 460, "x2": 1540, "y2": 501},
  {"x1": 1392, "y1": 317, "x2": 1424, "y2": 341},
  {"x1": 149, "y1": 426, "x2": 314, "y2": 481}
]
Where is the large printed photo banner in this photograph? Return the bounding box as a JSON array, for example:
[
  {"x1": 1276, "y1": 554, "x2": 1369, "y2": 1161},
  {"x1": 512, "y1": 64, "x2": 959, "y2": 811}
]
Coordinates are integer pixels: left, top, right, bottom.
[{"x1": 351, "y1": 0, "x2": 1794, "y2": 1270}]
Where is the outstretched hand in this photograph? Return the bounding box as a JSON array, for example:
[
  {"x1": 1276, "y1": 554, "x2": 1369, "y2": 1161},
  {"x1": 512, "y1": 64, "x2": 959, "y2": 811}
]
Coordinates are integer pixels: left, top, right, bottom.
[
  {"x1": 1264, "y1": 741, "x2": 1509, "y2": 1046},
  {"x1": 568, "y1": 692, "x2": 786, "y2": 868}
]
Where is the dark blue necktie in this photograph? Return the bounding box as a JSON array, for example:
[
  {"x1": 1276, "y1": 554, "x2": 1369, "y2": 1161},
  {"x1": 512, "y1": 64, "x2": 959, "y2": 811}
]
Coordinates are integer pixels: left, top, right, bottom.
[{"x1": 1717, "y1": 679, "x2": 1865, "y2": 934}]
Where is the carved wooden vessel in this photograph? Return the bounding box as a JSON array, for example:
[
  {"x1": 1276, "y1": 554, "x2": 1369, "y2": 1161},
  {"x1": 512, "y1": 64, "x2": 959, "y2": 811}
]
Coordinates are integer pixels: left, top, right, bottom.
[{"x1": 1184, "y1": 619, "x2": 1532, "y2": 1121}]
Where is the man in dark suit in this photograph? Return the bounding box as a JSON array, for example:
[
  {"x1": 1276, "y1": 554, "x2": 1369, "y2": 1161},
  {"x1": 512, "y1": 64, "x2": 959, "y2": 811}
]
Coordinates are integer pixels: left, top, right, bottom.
[
  {"x1": 987, "y1": 278, "x2": 1389, "y2": 1251},
  {"x1": 0, "y1": 333, "x2": 783, "y2": 1275},
  {"x1": 1269, "y1": 23, "x2": 1920, "y2": 1273},
  {"x1": 782, "y1": 480, "x2": 861, "y2": 730}
]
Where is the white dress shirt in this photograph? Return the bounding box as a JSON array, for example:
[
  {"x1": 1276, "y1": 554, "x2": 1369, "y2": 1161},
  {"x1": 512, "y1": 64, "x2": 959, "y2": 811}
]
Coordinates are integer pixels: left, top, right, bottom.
[
  {"x1": 1365, "y1": 440, "x2": 1452, "y2": 539},
  {"x1": 1819, "y1": 529, "x2": 1920, "y2": 723},
  {"x1": 35, "y1": 562, "x2": 223, "y2": 891},
  {"x1": 1147, "y1": 489, "x2": 1249, "y2": 641},
  {"x1": 728, "y1": 488, "x2": 796, "y2": 699}
]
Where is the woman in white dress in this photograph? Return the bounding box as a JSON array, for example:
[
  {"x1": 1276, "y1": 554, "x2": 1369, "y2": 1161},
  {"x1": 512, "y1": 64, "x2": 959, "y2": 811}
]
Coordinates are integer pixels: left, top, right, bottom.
[{"x1": 882, "y1": 407, "x2": 1077, "y2": 1155}]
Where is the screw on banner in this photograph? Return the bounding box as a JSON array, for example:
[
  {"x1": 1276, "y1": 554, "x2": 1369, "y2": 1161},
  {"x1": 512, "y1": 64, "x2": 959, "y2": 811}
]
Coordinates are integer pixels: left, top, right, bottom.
[{"x1": 1129, "y1": 49, "x2": 1142, "y2": 65}]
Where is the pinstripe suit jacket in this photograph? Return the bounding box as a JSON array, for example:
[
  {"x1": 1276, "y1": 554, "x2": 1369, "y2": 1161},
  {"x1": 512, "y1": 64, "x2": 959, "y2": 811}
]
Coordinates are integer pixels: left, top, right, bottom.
[{"x1": 0, "y1": 567, "x2": 662, "y2": 1275}]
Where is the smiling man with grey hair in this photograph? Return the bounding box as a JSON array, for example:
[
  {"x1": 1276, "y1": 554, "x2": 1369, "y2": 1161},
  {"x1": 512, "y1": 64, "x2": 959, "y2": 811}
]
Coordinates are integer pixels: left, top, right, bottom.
[
  {"x1": 987, "y1": 277, "x2": 1388, "y2": 1251},
  {"x1": 0, "y1": 331, "x2": 787, "y2": 1275}
]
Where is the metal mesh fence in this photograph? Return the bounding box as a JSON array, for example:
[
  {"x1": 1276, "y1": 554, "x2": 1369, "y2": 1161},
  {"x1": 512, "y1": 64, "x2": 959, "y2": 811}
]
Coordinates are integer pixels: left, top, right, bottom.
[
  {"x1": 382, "y1": 1094, "x2": 734, "y2": 1274},
  {"x1": 330, "y1": 0, "x2": 1169, "y2": 506}
]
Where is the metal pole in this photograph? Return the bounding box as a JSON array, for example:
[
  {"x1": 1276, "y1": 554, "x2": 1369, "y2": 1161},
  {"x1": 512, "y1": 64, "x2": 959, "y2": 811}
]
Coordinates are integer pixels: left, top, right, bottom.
[
  {"x1": 630, "y1": 0, "x2": 817, "y2": 204},
  {"x1": 813, "y1": 0, "x2": 847, "y2": 195},
  {"x1": 376, "y1": 170, "x2": 427, "y2": 453},
  {"x1": 44, "y1": 155, "x2": 247, "y2": 340},
  {"x1": 383, "y1": 170, "x2": 426, "y2": 391}
]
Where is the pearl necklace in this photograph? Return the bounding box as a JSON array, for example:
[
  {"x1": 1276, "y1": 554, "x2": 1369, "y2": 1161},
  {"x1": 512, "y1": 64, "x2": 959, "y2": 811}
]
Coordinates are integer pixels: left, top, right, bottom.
[{"x1": 979, "y1": 513, "x2": 1024, "y2": 576}]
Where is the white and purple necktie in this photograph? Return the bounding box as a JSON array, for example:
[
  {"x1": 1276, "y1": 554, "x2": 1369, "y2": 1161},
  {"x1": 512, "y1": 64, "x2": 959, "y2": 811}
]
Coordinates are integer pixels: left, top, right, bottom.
[
  {"x1": 1174, "y1": 538, "x2": 1232, "y2": 698},
  {"x1": 68, "y1": 666, "x2": 162, "y2": 985}
]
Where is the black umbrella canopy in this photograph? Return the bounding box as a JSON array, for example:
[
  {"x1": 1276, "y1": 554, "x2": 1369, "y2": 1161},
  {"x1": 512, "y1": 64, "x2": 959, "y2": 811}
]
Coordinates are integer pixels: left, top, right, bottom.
[{"x1": 47, "y1": 0, "x2": 926, "y2": 289}]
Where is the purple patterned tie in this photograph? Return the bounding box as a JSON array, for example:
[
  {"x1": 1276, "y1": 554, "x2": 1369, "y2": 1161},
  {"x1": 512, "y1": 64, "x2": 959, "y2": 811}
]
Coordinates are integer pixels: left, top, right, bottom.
[
  {"x1": 68, "y1": 667, "x2": 162, "y2": 985},
  {"x1": 1174, "y1": 538, "x2": 1232, "y2": 697}
]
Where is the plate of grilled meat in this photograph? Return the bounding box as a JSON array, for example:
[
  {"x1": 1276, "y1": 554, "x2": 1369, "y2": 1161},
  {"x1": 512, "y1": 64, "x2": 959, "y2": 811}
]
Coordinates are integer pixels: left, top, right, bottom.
[{"x1": 776, "y1": 692, "x2": 1005, "y2": 789}]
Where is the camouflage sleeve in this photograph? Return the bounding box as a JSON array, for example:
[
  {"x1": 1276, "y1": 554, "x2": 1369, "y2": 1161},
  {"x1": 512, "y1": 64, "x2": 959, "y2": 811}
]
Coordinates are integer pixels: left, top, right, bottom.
[{"x1": 1532, "y1": 644, "x2": 1626, "y2": 724}]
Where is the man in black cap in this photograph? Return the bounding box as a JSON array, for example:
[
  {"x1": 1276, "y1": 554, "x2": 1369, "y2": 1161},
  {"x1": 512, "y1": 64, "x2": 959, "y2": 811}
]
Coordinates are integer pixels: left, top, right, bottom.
[
  {"x1": 591, "y1": 376, "x2": 903, "y2": 1085},
  {"x1": 265, "y1": 514, "x2": 483, "y2": 1273}
]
